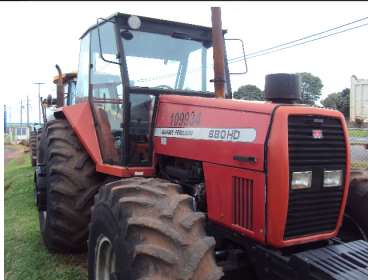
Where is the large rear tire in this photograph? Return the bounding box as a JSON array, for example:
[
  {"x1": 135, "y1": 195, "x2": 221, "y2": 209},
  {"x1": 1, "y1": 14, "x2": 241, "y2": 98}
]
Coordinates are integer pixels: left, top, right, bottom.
[
  {"x1": 88, "y1": 177, "x2": 223, "y2": 280},
  {"x1": 30, "y1": 131, "x2": 37, "y2": 166},
  {"x1": 38, "y1": 118, "x2": 104, "y2": 253},
  {"x1": 36, "y1": 127, "x2": 43, "y2": 164}
]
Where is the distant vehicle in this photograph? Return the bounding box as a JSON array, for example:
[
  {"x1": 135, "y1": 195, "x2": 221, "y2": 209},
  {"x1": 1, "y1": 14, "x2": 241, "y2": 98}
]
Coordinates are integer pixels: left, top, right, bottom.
[
  {"x1": 29, "y1": 123, "x2": 43, "y2": 166},
  {"x1": 350, "y1": 75, "x2": 368, "y2": 123},
  {"x1": 30, "y1": 69, "x2": 77, "y2": 167}
]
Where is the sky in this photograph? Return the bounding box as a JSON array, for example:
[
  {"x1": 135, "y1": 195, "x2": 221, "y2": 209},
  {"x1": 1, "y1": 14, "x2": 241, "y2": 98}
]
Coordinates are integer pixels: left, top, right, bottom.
[{"x1": 0, "y1": 1, "x2": 367, "y2": 123}]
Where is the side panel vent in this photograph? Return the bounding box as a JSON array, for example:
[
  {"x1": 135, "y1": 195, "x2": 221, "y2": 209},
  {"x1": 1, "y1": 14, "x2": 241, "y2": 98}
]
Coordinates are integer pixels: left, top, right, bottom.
[{"x1": 232, "y1": 177, "x2": 254, "y2": 230}]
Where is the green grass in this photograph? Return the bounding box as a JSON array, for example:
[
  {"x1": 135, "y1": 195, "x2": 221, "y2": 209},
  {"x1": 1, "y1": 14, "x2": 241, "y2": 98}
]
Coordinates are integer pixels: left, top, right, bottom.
[
  {"x1": 351, "y1": 162, "x2": 368, "y2": 169},
  {"x1": 4, "y1": 148, "x2": 88, "y2": 280},
  {"x1": 349, "y1": 129, "x2": 368, "y2": 137}
]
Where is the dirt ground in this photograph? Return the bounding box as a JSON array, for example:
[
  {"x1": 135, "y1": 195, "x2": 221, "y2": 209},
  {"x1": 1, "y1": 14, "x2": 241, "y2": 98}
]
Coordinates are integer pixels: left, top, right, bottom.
[{"x1": 4, "y1": 144, "x2": 29, "y2": 165}]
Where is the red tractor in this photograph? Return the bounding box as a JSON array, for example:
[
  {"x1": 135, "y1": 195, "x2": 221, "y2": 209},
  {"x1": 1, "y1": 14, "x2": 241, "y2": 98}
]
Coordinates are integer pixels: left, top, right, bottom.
[
  {"x1": 35, "y1": 8, "x2": 368, "y2": 280},
  {"x1": 31, "y1": 69, "x2": 77, "y2": 166}
]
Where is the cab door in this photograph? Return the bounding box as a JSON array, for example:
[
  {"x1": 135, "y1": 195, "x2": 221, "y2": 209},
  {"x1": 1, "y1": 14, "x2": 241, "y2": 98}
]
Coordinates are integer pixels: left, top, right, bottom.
[
  {"x1": 90, "y1": 21, "x2": 157, "y2": 168},
  {"x1": 90, "y1": 22, "x2": 124, "y2": 165}
]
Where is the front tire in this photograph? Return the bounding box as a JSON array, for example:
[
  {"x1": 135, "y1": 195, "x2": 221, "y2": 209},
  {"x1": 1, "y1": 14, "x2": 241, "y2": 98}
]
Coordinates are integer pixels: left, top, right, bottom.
[
  {"x1": 345, "y1": 170, "x2": 368, "y2": 238},
  {"x1": 88, "y1": 177, "x2": 223, "y2": 280}
]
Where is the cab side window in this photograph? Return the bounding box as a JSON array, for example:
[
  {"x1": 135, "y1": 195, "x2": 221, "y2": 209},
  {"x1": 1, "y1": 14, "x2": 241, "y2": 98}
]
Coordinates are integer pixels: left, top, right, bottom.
[
  {"x1": 129, "y1": 94, "x2": 155, "y2": 165},
  {"x1": 75, "y1": 33, "x2": 90, "y2": 103},
  {"x1": 65, "y1": 79, "x2": 77, "y2": 105}
]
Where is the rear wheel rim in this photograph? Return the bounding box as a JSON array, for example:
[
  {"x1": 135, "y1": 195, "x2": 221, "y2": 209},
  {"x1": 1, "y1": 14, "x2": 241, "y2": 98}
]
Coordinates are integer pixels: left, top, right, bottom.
[{"x1": 96, "y1": 235, "x2": 116, "y2": 280}]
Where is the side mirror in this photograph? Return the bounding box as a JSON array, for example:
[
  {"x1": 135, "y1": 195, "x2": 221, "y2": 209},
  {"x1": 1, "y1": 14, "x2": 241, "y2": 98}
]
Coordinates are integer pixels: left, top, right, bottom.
[
  {"x1": 46, "y1": 95, "x2": 53, "y2": 106},
  {"x1": 96, "y1": 18, "x2": 120, "y2": 65},
  {"x1": 225, "y1": 38, "x2": 248, "y2": 75}
]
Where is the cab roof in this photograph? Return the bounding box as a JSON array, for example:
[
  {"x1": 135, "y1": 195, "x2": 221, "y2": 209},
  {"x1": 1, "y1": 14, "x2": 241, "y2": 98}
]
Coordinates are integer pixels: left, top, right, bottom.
[
  {"x1": 80, "y1": 12, "x2": 226, "y2": 42},
  {"x1": 53, "y1": 72, "x2": 77, "y2": 84}
]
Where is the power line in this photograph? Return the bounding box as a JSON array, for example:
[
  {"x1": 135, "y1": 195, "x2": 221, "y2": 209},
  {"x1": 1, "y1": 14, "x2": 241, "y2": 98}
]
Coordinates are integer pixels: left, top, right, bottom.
[
  {"x1": 228, "y1": 16, "x2": 368, "y2": 63},
  {"x1": 246, "y1": 21, "x2": 368, "y2": 60},
  {"x1": 130, "y1": 16, "x2": 368, "y2": 84},
  {"x1": 233, "y1": 16, "x2": 368, "y2": 61}
]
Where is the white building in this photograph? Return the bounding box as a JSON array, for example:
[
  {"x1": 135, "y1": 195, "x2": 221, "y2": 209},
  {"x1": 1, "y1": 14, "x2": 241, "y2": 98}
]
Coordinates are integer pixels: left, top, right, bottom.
[
  {"x1": 350, "y1": 75, "x2": 368, "y2": 122},
  {"x1": 5, "y1": 123, "x2": 31, "y2": 144}
]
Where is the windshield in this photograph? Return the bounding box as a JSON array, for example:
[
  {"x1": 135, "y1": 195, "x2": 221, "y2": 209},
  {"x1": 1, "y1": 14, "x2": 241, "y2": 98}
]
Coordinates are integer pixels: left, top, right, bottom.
[{"x1": 122, "y1": 30, "x2": 214, "y2": 93}]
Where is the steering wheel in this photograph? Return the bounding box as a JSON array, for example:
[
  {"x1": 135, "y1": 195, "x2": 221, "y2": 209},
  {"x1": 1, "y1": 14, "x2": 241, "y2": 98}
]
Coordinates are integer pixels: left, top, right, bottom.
[{"x1": 154, "y1": 85, "x2": 174, "y2": 90}]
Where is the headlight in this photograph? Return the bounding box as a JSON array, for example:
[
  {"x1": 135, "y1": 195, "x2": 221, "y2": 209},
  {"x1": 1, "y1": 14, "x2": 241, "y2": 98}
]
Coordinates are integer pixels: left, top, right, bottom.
[
  {"x1": 323, "y1": 170, "x2": 342, "y2": 187},
  {"x1": 291, "y1": 171, "x2": 312, "y2": 190}
]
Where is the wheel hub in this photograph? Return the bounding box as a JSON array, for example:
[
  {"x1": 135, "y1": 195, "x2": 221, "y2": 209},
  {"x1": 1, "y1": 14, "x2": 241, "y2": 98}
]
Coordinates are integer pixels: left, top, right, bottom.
[{"x1": 96, "y1": 235, "x2": 117, "y2": 280}]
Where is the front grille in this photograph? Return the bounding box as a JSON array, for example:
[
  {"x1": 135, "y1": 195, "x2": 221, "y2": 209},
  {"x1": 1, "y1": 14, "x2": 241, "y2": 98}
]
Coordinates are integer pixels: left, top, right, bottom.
[
  {"x1": 288, "y1": 116, "x2": 346, "y2": 167},
  {"x1": 232, "y1": 177, "x2": 254, "y2": 230},
  {"x1": 285, "y1": 189, "x2": 343, "y2": 238},
  {"x1": 285, "y1": 115, "x2": 346, "y2": 239}
]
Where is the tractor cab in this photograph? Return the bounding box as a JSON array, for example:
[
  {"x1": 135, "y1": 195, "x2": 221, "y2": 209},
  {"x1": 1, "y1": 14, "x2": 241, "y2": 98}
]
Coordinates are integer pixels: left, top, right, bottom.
[
  {"x1": 74, "y1": 13, "x2": 231, "y2": 167},
  {"x1": 53, "y1": 72, "x2": 77, "y2": 106}
]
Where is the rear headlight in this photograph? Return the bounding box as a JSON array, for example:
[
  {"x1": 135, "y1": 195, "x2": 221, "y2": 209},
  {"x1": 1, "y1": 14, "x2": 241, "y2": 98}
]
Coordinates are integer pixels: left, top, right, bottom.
[
  {"x1": 291, "y1": 171, "x2": 312, "y2": 190},
  {"x1": 323, "y1": 170, "x2": 342, "y2": 187}
]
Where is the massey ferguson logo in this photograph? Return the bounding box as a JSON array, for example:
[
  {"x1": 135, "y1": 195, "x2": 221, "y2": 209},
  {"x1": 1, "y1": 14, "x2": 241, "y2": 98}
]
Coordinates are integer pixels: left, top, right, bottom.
[{"x1": 312, "y1": 129, "x2": 323, "y2": 139}]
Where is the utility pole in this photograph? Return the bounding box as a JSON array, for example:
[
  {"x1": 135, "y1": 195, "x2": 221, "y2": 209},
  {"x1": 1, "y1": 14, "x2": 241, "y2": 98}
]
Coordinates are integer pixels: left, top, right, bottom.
[
  {"x1": 20, "y1": 99, "x2": 23, "y2": 127},
  {"x1": 4, "y1": 105, "x2": 7, "y2": 133},
  {"x1": 26, "y1": 95, "x2": 30, "y2": 127},
  {"x1": 33, "y1": 82, "x2": 45, "y2": 124}
]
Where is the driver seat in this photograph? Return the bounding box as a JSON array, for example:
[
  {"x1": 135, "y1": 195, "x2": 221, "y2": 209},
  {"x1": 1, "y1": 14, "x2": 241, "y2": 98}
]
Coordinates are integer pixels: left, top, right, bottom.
[{"x1": 94, "y1": 107, "x2": 121, "y2": 164}]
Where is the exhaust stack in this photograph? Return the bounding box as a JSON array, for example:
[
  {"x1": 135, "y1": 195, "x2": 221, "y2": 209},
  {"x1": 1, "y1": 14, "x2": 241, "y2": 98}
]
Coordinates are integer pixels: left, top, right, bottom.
[
  {"x1": 55, "y1": 64, "x2": 64, "y2": 107},
  {"x1": 264, "y1": 73, "x2": 301, "y2": 104},
  {"x1": 211, "y1": 7, "x2": 226, "y2": 99}
]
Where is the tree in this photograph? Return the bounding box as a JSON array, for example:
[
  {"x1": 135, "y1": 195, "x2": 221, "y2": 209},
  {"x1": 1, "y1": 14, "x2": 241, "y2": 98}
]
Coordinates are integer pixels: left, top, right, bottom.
[
  {"x1": 321, "y1": 88, "x2": 350, "y2": 118},
  {"x1": 321, "y1": 92, "x2": 339, "y2": 108},
  {"x1": 297, "y1": 72, "x2": 323, "y2": 105},
  {"x1": 233, "y1": 84, "x2": 264, "y2": 100}
]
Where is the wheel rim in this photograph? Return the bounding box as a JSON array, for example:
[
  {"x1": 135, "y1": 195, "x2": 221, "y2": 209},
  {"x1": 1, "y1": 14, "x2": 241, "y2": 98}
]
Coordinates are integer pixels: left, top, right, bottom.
[
  {"x1": 38, "y1": 209, "x2": 47, "y2": 233},
  {"x1": 34, "y1": 188, "x2": 38, "y2": 206},
  {"x1": 96, "y1": 235, "x2": 116, "y2": 280}
]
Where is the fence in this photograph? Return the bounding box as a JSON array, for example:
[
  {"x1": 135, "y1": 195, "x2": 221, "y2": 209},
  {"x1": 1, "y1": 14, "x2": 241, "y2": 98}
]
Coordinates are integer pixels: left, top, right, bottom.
[{"x1": 349, "y1": 128, "x2": 368, "y2": 169}]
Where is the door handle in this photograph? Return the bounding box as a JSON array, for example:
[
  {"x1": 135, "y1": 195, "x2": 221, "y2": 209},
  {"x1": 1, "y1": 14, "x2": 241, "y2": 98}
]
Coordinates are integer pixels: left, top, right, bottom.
[{"x1": 233, "y1": 155, "x2": 256, "y2": 163}]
